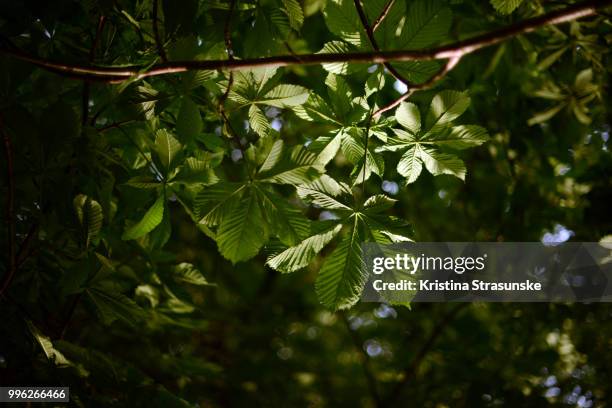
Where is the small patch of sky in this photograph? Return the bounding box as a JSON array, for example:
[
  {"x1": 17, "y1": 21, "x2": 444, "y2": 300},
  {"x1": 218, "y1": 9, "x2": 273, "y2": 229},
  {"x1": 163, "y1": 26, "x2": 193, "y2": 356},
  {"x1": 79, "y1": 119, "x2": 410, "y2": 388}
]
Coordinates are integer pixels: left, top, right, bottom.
[
  {"x1": 364, "y1": 339, "x2": 382, "y2": 357},
  {"x1": 381, "y1": 180, "x2": 399, "y2": 195},
  {"x1": 231, "y1": 149, "x2": 243, "y2": 162},
  {"x1": 374, "y1": 304, "x2": 397, "y2": 319},
  {"x1": 265, "y1": 107, "x2": 281, "y2": 118},
  {"x1": 271, "y1": 118, "x2": 283, "y2": 131},
  {"x1": 577, "y1": 396, "x2": 593, "y2": 408},
  {"x1": 348, "y1": 315, "x2": 376, "y2": 330},
  {"x1": 544, "y1": 375, "x2": 557, "y2": 387},
  {"x1": 545, "y1": 387, "x2": 561, "y2": 398},
  {"x1": 393, "y1": 80, "x2": 408, "y2": 94},
  {"x1": 557, "y1": 164, "x2": 571, "y2": 176},
  {"x1": 541, "y1": 224, "x2": 574, "y2": 246},
  {"x1": 319, "y1": 211, "x2": 340, "y2": 221}
]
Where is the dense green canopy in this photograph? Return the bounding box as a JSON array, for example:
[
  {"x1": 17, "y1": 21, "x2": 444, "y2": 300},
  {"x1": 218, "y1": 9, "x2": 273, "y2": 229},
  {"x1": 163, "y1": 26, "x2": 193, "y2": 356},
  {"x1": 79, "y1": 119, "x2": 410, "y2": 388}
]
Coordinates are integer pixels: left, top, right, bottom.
[{"x1": 0, "y1": 0, "x2": 611, "y2": 406}]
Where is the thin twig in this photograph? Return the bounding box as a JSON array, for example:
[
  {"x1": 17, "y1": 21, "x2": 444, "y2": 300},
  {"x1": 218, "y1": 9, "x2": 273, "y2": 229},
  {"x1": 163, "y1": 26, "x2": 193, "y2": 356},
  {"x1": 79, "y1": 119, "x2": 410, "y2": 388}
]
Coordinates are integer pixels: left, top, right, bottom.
[
  {"x1": 82, "y1": 16, "x2": 107, "y2": 126},
  {"x1": 360, "y1": 66, "x2": 385, "y2": 192},
  {"x1": 0, "y1": 115, "x2": 16, "y2": 297},
  {"x1": 218, "y1": 0, "x2": 243, "y2": 150},
  {"x1": 384, "y1": 303, "x2": 468, "y2": 404},
  {"x1": 16, "y1": 223, "x2": 38, "y2": 266},
  {"x1": 341, "y1": 312, "x2": 383, "y2": 408},
  {"x1": 373, "y1": 55, "x2": 461, "y2": 118},
  {"x1": 354, "y1": 0, "x2": 411, "y2": 87},
  {"x1": 96, "y1": 119, "x2": 137, "y2": 132},
  {"x1": 115, "y1": 124, "x2": 164, "y2": 180},
  {"x1": 152, "y1": 0, "x2": 167, "y2": 62},
  {"x1": 60, "y1": 293, "x2": 82, "y2": 339},
  {"x1": 372, "y1": 0, "x2": 397, "y2": 32},
  {"x1": 0, "y1": 0, "x2": 605, "y2": 81}
]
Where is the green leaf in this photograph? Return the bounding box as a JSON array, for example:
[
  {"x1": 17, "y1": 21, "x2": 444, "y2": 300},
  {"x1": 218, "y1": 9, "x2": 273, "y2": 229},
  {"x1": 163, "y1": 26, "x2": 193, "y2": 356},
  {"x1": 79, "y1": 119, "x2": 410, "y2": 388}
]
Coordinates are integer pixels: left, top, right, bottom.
[
  {"x1": 147, "y1": 203, "x2": 172, "y2": 249},
  {"x1": 125, "y1": 176, "x2": 162, "y2": 189},
  {"x1": 27, "y1": 321, "x2": 72, "y2": 366},
  {"x1": 395, "y1": 102, "x2": 421, "y2": 135},
  {"x1": 230, "y1": 67, "x2": 281, "y2": 105},
  {"x1": 574, "y1": 68, "x2": 594, "y2": 90},
  {"x1": 176, "y1": 97, "x2": 203, "y2": 143},
  {"x1": 537, "y1": 47, "x2": 568, "y2": 70},
  {"x1": 249, "y1": 104, "x2": 272, "y2": 137},
  {"x1": 182, "y1": 69, "x2": 216, "y2": 91},
  {"x1": 391, "y1": 61, "x2": 442, "y2": 85},
  {"x1": 282, "y1": 0, "x2": 304, "y2": 30},
  {"x1": 426, "y1": 90, "x2": 471, "y2": 131},
  {"x1": 315, "y1": 218, "x2": 366, "y2": 310},
  {"x1": 258, "y1": 139, "x2": 284, "y2": 172},
  {"x1": 86, "y1": 288, "x2": 144, "y2": 327},
  {"x1": 267, "y1": 224, "x2": 342, "y2": 273},
  {"x1": 397, "y1": 145, "x2": 423, "y2": 184},
  {"x1": 340, "y1": 133, "x2": 385, "y2": 185},
  {"x1": 297, "y1": 175, "x2": 352, "y2": 211},
  {"x1": 418, "y1": 146, "x2": 466, "y2": 180},
  {"x1": 55, "y1": 341, "x2": 193, "y2": 406},
  {"x1": 323, "y1": 0, "x2": 364, "y2": 46},
  {"x1": 262, "y1": 84, "x2": 309, "y2": 107},
  {"x1": 172, "y1": 263, "x2": 210, "y2": 286},
  {"x1": 399, "y1": 0, "x2": 452, "y2": 49},
  {"x1": 363, "y1": 195, "x2": 397, "y2": 214},
  {"x1": 195, "y1": 183, "x2": 246, "y2": 226},
  {"x1": 425, "y1": 125, "x2": 489, "y2": 150},
  {"x1": 154, "y1": 129, "x2": 182, "y2": 170},
  {"x1": 256, "y1": 187, "x2": 311, "y2": 246},
  {"x1": 383, "y1": 91, "x2": 484, "y2": 184},
  {"x1": 308, "y1": 134, "x2": 343, "y2": 166},
  {"x1": 364, "y1": 0, "x2": 404, "y2": 48},
  {"x1": 73, "y1": 194, "x2": 103, "y2": 248},
  {"x1": 490, "y1": 0, "x2": 524, "y2": 14},
  {"x1": 258, "y1": 141, "x2": 323, "y2": 185},
  {"x1": 293, "y1": 93, "x2": 340, "y2": 125},
  {"x1": 527, "y1": 104, "x2": 565, "y2": 126},
  {"x1": 122, "y1": 195, "x2": 165, "y2": 240},
  {"x1": 325, "y1": 74, "x2": 353, "y2": 118},
  {"x1": 217, "y1": 189, "x2": 269, "y2": 263},
  {"x1": 365, "y1": 68, "x2": 386, "y2": 97},
  {"x1": 319, "y1": 41, "x2": 363, "y2": 75},
  {"x1": 174, "y1": 157, "x2": 219, "y2": 185}
]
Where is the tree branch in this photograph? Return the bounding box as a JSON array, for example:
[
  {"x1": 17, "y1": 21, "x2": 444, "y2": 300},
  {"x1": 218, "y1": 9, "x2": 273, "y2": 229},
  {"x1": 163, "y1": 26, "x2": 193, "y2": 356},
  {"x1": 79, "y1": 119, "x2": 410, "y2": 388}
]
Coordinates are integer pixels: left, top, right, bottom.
[
  {"x1": 0, "y1": 115, "x2": 16, "y2": 297},
  {"x1": 353, "y1": 0, "x2": 411, "y2": 87},
  {"x1": 0, "y1": 0, "x2": 607, "y2": 80},
  {"x1": 372, "y1": 0, "x2": 397, "y2": 32},
  {"x1": 0, "y1": 0, "x2": 604, "y2": 81},
  {"x1": 152, "y1": 0, "x2": 167, "y2": 62},
  {"x1": 384, "y1": 303, "x2": 468, "y2": 405},
  {"x1": 373, "y1": 55, "x2": 461, "y2": 118}
]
